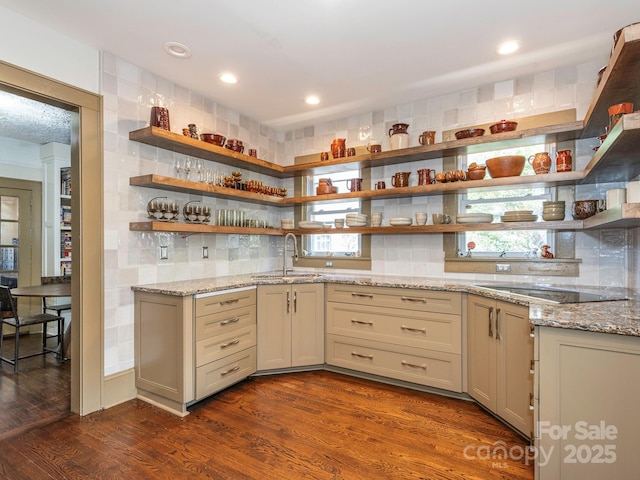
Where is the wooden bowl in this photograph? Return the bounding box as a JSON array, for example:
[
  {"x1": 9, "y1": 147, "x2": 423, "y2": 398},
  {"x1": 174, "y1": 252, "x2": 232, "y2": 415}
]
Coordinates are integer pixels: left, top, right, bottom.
[{"x1": 485, "y1": 155, "x2": 525, "y2": 178}]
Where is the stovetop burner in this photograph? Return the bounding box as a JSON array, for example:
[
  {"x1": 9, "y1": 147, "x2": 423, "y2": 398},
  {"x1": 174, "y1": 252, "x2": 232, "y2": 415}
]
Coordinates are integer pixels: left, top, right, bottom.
[{"x1": 474, "y1": 285, "x2": 628, "y2": 304}]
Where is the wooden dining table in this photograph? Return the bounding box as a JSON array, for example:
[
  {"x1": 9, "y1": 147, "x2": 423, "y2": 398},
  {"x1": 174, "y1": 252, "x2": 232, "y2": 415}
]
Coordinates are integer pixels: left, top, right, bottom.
[
  {"x1": 11, "y1": 282, "x2": 71, "y2": 298},
  {"x1": 11, "y1": 283, "x2": 72, "y2": 358}
]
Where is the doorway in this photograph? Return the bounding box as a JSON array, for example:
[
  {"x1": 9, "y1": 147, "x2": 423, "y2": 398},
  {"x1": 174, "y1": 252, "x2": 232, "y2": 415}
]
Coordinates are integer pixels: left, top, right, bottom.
[{"x1": 0, "y1": 59, "x2": 103, "y2": 415}]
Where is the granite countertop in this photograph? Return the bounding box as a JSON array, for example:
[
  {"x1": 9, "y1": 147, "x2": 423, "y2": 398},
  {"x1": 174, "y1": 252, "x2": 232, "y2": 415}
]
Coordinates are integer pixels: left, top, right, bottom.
[{"x1": 131, "y1": 272, "x2": 640, "y2": 337}]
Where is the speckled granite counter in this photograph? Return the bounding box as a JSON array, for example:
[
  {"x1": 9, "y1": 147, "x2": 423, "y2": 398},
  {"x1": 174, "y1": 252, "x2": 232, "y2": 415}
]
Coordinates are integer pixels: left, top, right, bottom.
[{"x1": 131, "y1": 273, "x2": 640, "y2": 337}]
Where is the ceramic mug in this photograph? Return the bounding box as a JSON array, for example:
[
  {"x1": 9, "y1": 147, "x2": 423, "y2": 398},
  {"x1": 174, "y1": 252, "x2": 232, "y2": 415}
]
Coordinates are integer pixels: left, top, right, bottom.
[
  {"x1": 367, "y1": 143, "x2": 382, "y2": 153},
  {"x1": 346, "y1": 147, "x2": 356, "y2": 157},
  {"x1": 347, "y1": 178, "x2": 363, "y2": 192},
  {"x1": 320, "y1": 151, "x2": 329, "y2": 161},
  {"x1": 375, "y1": 181, "x2": 386, "y2": 190},
  {"x1": 432, "y1": 213, "x2": 451, "y2": 224}
]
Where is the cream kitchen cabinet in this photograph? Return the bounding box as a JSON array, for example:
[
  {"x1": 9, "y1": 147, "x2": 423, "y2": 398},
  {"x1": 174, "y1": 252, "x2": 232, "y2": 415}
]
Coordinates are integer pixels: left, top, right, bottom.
[
  {"x1": 134, "y1": 286, "x2": 257, "y2": 416},
  {"x1": 257, "y1": 283, "x2": 325, "y2": 371},
  {"x1": 534, "y1": 326, "x2": 640, "y2": 480},
  {"x1": 467, "y1": 295, "x2": 533, "y2": 437},
  {"x1": 326, "y1": 284, "x2": 462, "y2": 392}
]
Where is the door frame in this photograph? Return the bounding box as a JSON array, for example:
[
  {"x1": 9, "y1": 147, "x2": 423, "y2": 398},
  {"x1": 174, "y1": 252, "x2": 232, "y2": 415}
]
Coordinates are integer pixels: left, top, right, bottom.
[{"x1": 0, "y1": 60, "x2": 104, "y2": 415}]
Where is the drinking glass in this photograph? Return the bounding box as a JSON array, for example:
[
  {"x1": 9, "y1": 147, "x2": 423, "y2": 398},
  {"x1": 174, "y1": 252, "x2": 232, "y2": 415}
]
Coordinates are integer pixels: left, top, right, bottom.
[
  {"x1": 174, "y1": 158, "x2": 183, "y2": 179},
  {"x1": 184, "y1": 157, "x2": 192, "y2": 180}
]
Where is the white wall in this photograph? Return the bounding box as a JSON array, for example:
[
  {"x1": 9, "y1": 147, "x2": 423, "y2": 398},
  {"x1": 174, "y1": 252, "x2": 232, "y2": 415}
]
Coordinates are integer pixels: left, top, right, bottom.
[
  {"x1": 0, "y1": 137, "x2": 42, "y2": 181},
  {"x1": 0, "y1": 6, "x2": 99, "y2": 93}
]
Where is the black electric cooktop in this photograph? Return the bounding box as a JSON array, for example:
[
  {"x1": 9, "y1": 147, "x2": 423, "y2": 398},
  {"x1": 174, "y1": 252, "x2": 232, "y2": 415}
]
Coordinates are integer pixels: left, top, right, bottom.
[{"x1": 475, "y1": 285, "x2": 629, "y2": 304}]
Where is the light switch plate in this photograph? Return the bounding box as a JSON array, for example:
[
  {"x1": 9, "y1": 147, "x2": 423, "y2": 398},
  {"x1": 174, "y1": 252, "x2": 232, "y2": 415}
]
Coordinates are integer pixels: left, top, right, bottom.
[
  {"x1": 202, "y1": 246, "x2": 209, "y2": 259},
  {"x1": 160, "y1": 245, "x2": 168, "y2": 260}
]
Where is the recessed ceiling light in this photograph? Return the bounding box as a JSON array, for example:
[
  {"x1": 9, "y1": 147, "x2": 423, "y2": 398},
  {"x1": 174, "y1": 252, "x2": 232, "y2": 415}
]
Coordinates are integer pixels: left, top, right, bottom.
[
  {"x1": 497, "y1": 40, "x2": 519, "y2": 55},
  {"x1": 163, "y1": 42, "x2": 192, "y2": 59},
  {"x1": 219, "y1": 73, "x2": 238, "y2": 84},
  {"x1": 305, "y1": 95, "x2": 320, "y2": 105}
]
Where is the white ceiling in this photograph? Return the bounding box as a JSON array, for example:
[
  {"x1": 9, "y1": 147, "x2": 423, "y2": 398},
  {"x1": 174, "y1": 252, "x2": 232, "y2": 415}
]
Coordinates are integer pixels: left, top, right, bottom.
[{"x1": 0, "y1": 0, "x2": 638, "y2": 144}]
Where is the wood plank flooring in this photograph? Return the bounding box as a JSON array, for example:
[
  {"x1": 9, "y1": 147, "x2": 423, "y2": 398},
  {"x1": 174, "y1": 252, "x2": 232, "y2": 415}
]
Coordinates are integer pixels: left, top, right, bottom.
[
  {"x1": 0, "y1": 369, "x2": 533, "y2": 479},
  {"x1": 0, "y1": 333, "x2": 71, "y2": 440}
]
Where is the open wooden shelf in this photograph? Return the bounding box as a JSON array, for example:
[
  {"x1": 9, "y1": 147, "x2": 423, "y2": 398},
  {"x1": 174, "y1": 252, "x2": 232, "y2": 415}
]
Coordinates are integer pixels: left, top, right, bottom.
[
  {"x1": 582, "y1": 203, "x2": 640, "y2": 229},
  {"x1": 285, "y1": 220, "x2": 583, "y2": 235},
  {"x1": 129, "y1": 174, "x2": 285, "y2": 206},
  {"x1": 582, "y1": 112, "x2": 640, "y2": 184},
  {"x1": 284, "y1": 171, "x2": 585, "y2": 205},
  {"x1": 129, "y1": 127, "x2": 289, "y2": 178},
  {"x1": 582, "y1": 23, "x2": 640, "y2": 138},
  {"x1": 129, "y1": 221, "x2": 283, "y2": 235},
  {"x1": 286, "y1": 121, "x2": 584, "y2": 177}
]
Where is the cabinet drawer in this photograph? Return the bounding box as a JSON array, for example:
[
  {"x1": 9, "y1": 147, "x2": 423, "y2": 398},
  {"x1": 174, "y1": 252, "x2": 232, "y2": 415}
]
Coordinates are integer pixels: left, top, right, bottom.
[
  {"x1": 326, "y1": 334, "x2": 462, "y2": 392},
  {"x1": 195, "y1": 346, "x2": 256, "y2": 400},
  {"x1": 195, "y1": 305, "x2": 256, "y2": 341},
  {"x1": 326, "y1": 303, "x2": 461, "y2": 354},
  {"x1": 195, "y1": 325, "x2": 257, "y2": 367},
  {"x1": 326, "y1": 284, "x2": 461, "y2": 315},
  {"x1": 195, "y1": 288, "x2": 256, "y2": 317}
]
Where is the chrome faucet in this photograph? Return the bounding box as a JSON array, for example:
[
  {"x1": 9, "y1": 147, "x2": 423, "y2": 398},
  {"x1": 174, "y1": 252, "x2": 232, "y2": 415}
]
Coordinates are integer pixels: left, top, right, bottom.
[{"x1": 283, "y1": 233, "x2": 298, "y2": 275}]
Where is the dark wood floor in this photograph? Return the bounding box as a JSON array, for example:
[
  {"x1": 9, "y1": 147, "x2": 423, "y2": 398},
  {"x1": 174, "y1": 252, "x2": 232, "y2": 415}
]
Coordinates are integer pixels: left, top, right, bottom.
[
  {"x1": 0, "y1": 364, "x2": 533, "y2": 479},
  {"x1": 0, "y1": 333, "x2": 71, "y2": 440}
]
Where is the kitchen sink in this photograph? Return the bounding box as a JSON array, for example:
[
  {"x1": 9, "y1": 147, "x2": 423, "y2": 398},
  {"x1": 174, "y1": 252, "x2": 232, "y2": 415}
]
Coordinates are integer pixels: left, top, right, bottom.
[
  {"x1": 251, "y1": 273, "x2": 323, "y2": 280},
  {"x1": 474, "y1": 284, "x2": 628, "y2": 304}
]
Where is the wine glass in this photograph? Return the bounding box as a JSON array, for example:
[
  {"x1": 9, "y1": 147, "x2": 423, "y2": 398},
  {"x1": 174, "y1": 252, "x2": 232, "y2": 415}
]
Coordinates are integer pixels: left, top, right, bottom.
[
  {"x1": 184, "y1": 157, "x2": 192, "y2": 180},
  {"x1": 174, "y1": 158, "x2": 183, "y2": 179}
]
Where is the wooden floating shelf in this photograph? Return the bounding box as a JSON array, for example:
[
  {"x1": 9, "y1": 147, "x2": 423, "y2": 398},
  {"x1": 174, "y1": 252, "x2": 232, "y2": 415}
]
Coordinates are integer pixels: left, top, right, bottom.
[
  {"x1": 582, "y1": 23, "x2": 640, "y2": 138},
  {"x1": 582, "y1": 112, "x2": 640, "y2": 184},
  {"x1": 285, "y1": 171, "x2": 586, "y2": 205},
  {"x1": 129, "y1": 221, "x2": 283, "y2": 235},
  {"x1": 129, "y1": 127, "x2": 289, "y2": 178},
  {"x1": 582, "y1": 203, "x2": 640, "y2": 229},
  {"x1": 129, "y1": 174, "x2": 285, "y2": 205}
]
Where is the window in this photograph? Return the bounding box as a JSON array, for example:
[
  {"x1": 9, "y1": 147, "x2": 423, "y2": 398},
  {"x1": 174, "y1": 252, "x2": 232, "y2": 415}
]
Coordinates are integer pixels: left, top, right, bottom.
[
  {"x1": 302, "y1": 170, "x2": 362, "y2": 258},
  {"x1": 458, "y1": 144, "x2": 554, "y2": 258}
]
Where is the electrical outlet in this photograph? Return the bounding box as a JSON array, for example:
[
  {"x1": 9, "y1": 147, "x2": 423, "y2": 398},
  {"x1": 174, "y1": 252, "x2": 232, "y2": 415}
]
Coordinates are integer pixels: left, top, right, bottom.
[
  {"x1": 325, "y1": 261, "x2": 333, "y2": 267},
  {"x1": 160, "y1": 245, "x2": 168, "y2": 260},
  {"x1": 496, "y1": 263, "x2": 511, "y2": 272},
  {"x1": 202, "y1": 246, "x2": 209, "y2": 259}
]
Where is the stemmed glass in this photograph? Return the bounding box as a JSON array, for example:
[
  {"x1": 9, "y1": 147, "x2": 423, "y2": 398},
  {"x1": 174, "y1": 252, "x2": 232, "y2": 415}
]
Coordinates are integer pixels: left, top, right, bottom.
[
  {"x1": 184, "y1": 157, "x2": 192, "y2": 180},
  {"x1": 195, "y1": 159, "x2": 205, "y2": 182},
  {"x1": 174, "y1": 158, "x2": 183, "y2": 179}
]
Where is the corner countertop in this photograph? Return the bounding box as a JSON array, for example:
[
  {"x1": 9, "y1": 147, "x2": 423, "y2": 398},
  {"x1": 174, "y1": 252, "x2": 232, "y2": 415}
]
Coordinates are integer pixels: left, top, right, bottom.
[{"x1": 131, "y1": 273, "x2": 640, "y2": 337}]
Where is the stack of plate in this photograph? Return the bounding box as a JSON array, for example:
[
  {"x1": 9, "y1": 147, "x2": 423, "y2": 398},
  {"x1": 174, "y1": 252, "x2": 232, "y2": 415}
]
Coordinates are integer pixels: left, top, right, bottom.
[
  {"x1": 456, "y1": 213, "x2": 494, "y2": 224},
  {"x1": 298, "y1": 220, "x2": 324, "y2": 229},
  {"x1": 389, "y1": 217, "x2": 413, "y2": 226},
  {"x1": 281, "y1": 219, "x2": 294, "y2": 230},
  {"x1": 346, "y1": 213, "x2": 368, "y2": 227},
  {"x1": 500, "y1": 210, "x2": 538, "y2": 222}
]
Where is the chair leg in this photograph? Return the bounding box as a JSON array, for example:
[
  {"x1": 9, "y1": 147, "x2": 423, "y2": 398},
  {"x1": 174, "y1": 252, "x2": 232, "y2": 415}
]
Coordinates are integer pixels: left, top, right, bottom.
[{"x1": 14, "y1": 326, "x2": 19, "y2": 373}]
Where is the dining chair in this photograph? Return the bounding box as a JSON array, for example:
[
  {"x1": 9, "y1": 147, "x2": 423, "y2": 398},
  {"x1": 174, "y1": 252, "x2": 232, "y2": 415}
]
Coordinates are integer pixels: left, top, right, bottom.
[
  {"x1": 0, "y1": 285, "x2": 64, "y2": 373},
  {"x1": 41, "y1": 275, "x2": 72, "y2": 317}
]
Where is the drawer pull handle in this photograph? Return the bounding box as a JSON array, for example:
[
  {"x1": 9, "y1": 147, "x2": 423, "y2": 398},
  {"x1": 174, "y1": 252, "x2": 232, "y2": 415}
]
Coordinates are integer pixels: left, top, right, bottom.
[
  {"x1": 219, "y1": 298, "x2": 240, "y2": 306},
  {"x1": 221, "y1": 365, "x2": 240, "y2": 376},
  {"x1": 220, "y1": 317, "x2": 240, "y2": 326},
  {"x1": 351, "y1": 293, "x2": 374, "y2": 298},
  {"x1": 488, "y1": 306, "x2": 494, "y2": 338},
  {"x1": 530, "y1": 360, "x2": 535, "y2": 375},
  {"x1": 220, "y1": 339, "x2": 240, "y2": 349},
  {"x1": 401, "y1": 296, "x2": 427, "y2": 303},
  {"x1": 495, "y1": 307, "x2": 502, "y2": 340},
  {"x1": 529, "y1": 392, "x2": 535, "y2": 410},
  {"x1": 530, "y1": 325, "x2": 535, "y2": 338},
  {"x1": 351, "y1": 351, "x2": 374, "y2": 360},
  {"x1": 401, "y1": 325, "x2": 427, "y2": 334},
  {"x1": 351, "y1": 319, "x2": 374, "y2": 326},
  {"x1": 401, "y1": 360, "x2": 427, "y2": 370}
]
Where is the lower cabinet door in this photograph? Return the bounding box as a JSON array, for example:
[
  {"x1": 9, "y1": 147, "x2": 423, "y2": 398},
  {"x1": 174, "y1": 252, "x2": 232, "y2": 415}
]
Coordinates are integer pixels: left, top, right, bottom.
[
  {"x1": 326, "y1": 334, "x2": 462, "y2": 392},
  {"x1": 195, "y1": 347, "x2": 256, "y2": 400}
]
